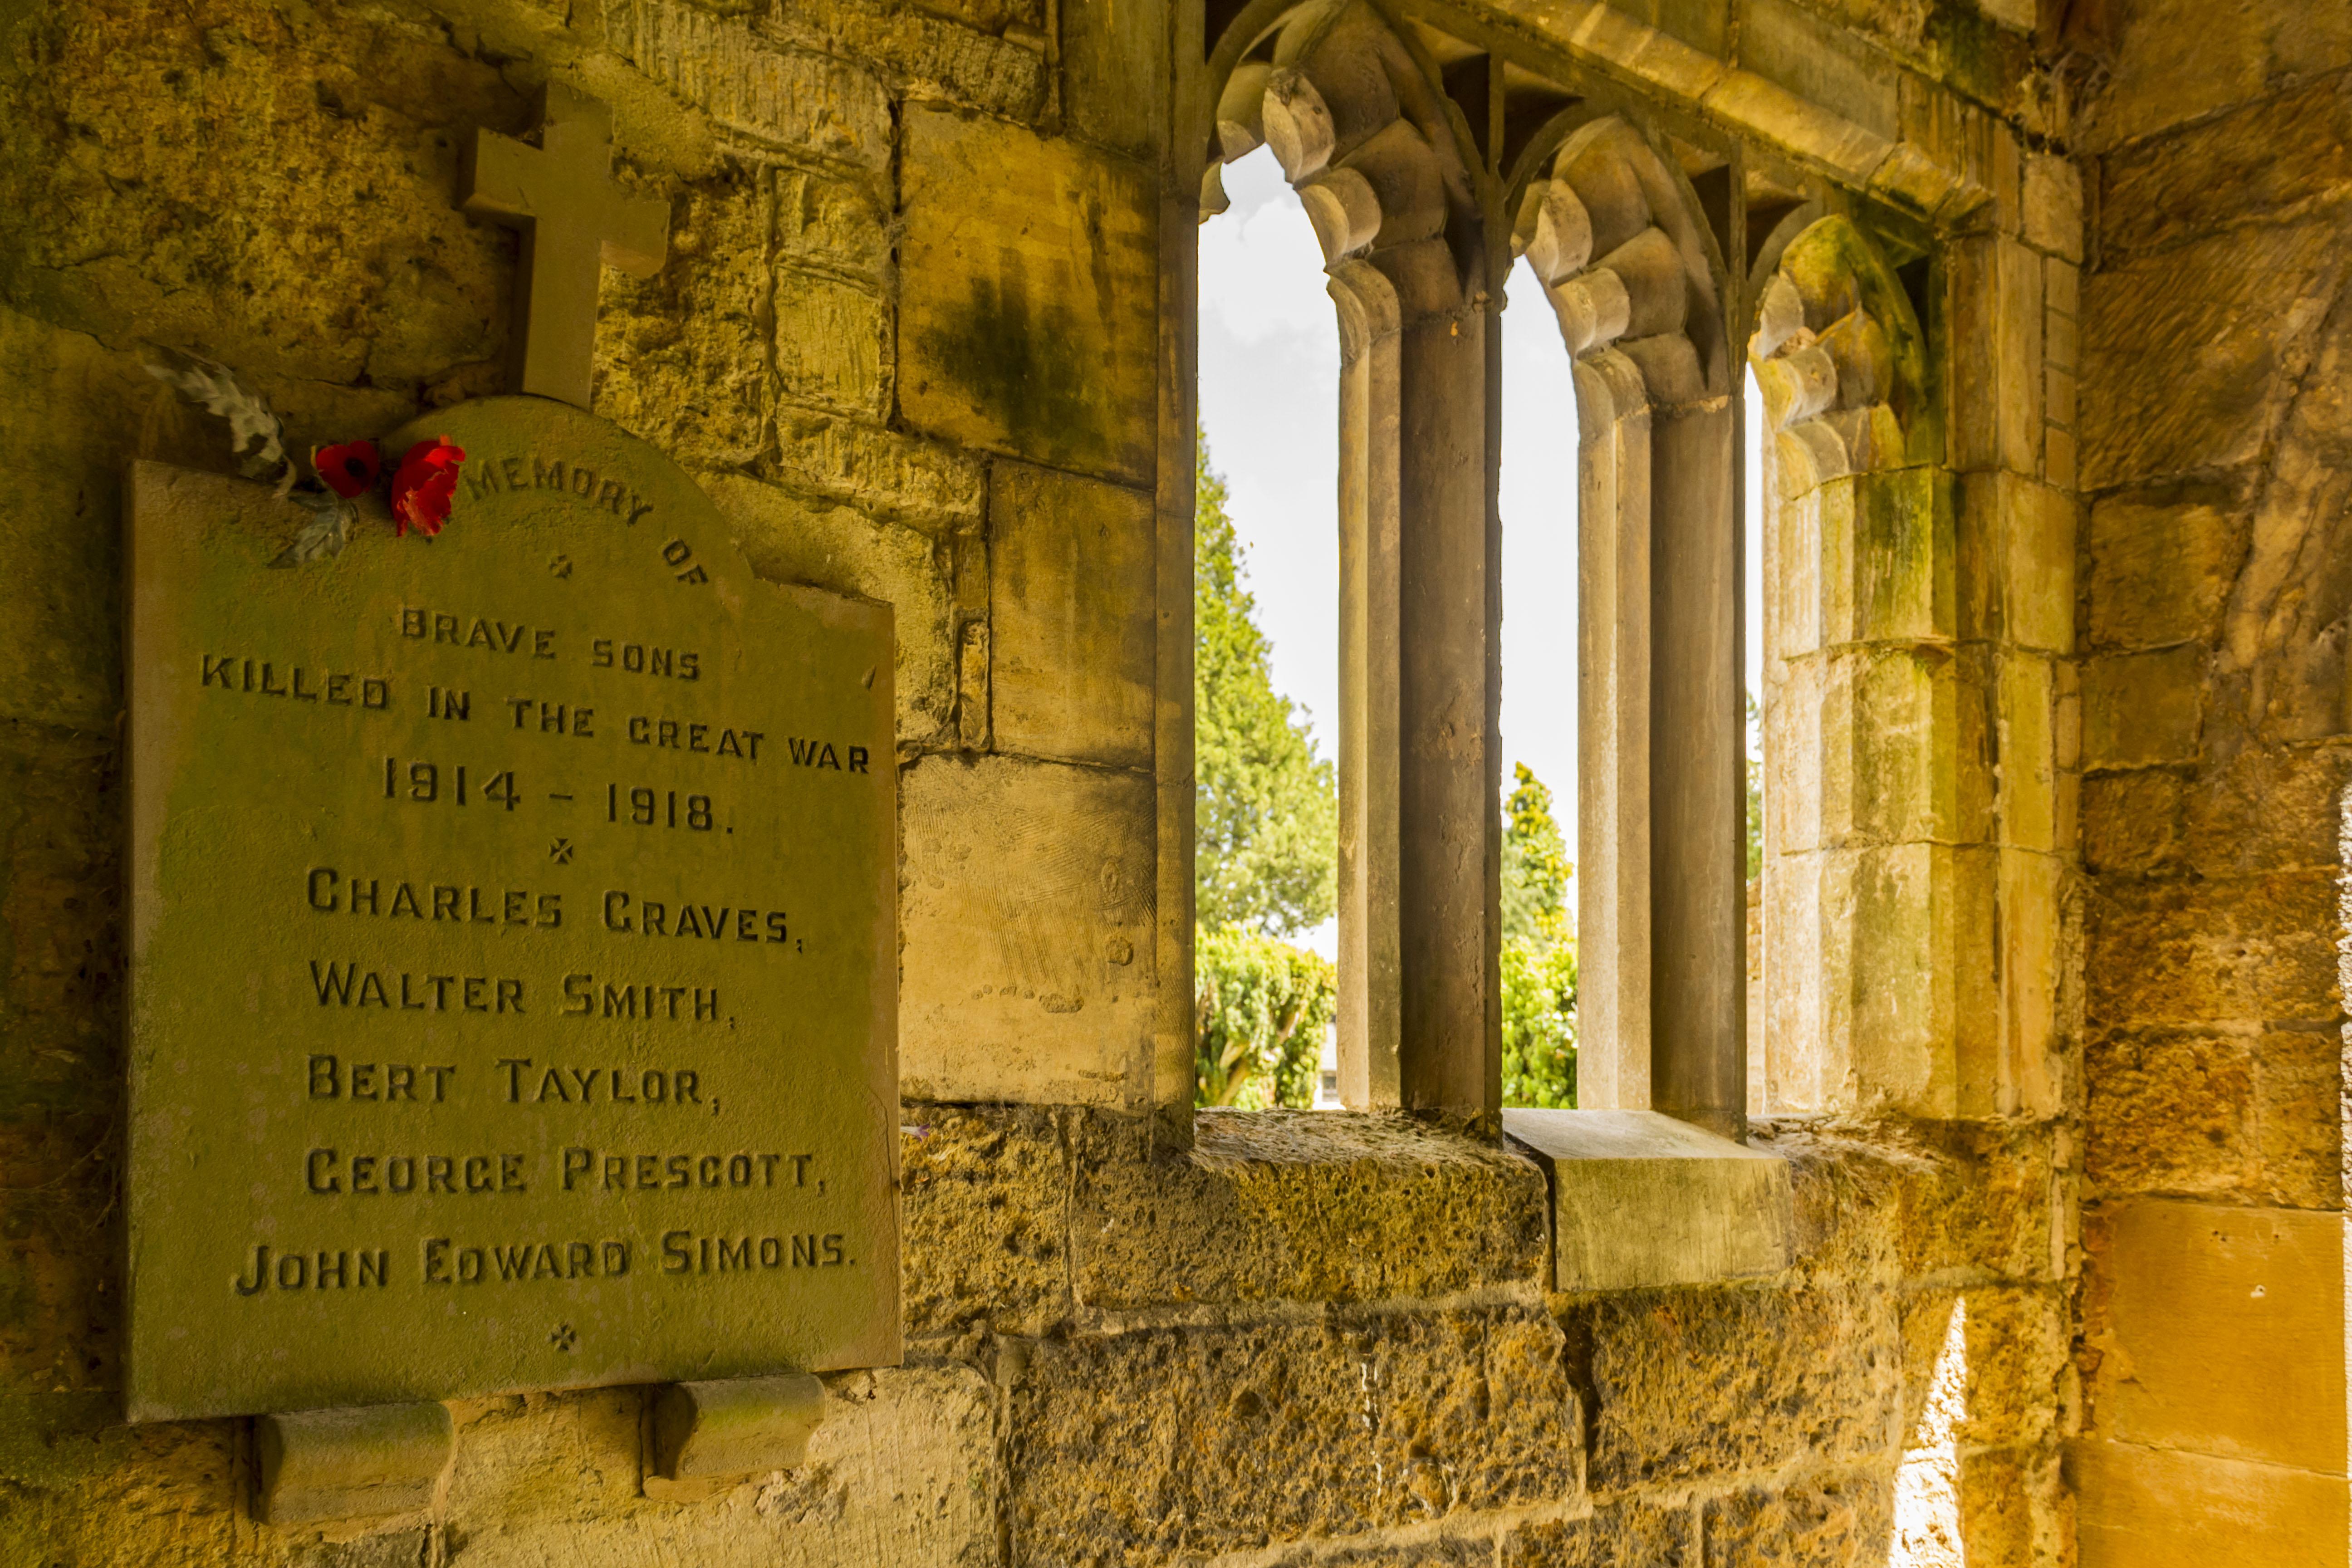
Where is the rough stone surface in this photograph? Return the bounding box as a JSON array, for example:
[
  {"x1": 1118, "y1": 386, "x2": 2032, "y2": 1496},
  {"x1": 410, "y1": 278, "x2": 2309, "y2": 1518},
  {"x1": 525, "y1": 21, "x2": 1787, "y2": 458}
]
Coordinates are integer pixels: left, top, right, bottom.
[
  {"x1": 902, "y1": 1104, "x2": 1071, "y2": 1337},
  {"x1": 5, "y1": 0, "x2": 2322, "y2": 1556},
  {"x1": 596, "y1": 162, "x2": 774, "y2": 466},
  {"x1": 1072, "y1": 1110, "x2": 1549, "y2": 1310},
  {"x1": 715, "y1": 471, "x2": 960, "y2": 749},
  {"x1": 1501, "y1": 1497, "x2": 1696, "y2": 1567},
  {"x1": 2074, "y1": 22, "x2": 2352, "y2": 1561},
  {"x1": 897, "y1": 755, "x2": 1159, "y2": 1106},
  {"x1": 1576, "y1": 1287, "x2": 1899, "y2": 1489},
  {"x1": 1007, "y1": 1309, "x2": 1579, "y2": 1564},
  {"x1": 1702, "y1": 1472, "x2": 1894, "y2": 1568},
  {"x1": 897, "y1": 107, "x2": 1158, "y2": 483},
  {"x1": 988, "y1": 461, "x2": 1157, "y2": 770}
]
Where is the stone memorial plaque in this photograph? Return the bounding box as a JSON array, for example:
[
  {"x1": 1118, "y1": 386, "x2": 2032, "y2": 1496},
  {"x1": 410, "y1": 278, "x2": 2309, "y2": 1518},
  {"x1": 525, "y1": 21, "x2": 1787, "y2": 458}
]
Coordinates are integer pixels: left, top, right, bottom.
[{"x1": 124, "y1": 398, "x2": 899, "y2": 1421}]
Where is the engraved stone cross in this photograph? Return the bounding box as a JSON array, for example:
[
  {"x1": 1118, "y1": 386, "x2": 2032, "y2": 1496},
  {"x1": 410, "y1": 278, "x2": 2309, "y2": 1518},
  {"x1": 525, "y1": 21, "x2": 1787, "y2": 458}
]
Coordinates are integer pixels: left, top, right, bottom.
[{"x1": 460, "y1": 83, "x2": 668, "y2": 410}]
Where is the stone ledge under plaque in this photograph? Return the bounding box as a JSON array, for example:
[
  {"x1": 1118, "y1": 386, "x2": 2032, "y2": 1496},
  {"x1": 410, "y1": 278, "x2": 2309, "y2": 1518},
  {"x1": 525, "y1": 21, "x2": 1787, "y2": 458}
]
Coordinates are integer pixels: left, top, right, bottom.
[
  {"x1": 256, "y1": 1401, "x2": 454, "y2": 1524},
  {"x1": 644, "y1": 1372, "x2": 827, "y2": 1502}
]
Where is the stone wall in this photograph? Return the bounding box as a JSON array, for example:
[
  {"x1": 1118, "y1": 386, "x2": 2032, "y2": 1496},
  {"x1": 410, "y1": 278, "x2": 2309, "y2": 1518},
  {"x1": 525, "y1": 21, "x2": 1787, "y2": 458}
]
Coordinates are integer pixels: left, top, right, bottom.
[
  {"x1": 2071, "y1": 8, "x2": 2352, "y2": 1562},
  {"x1": 4, "y1": 1104, "x2": 2066, "y2": 1565},
  {"x1": 0, "y1": 0, "x2": 2090, "y2": 1561}
]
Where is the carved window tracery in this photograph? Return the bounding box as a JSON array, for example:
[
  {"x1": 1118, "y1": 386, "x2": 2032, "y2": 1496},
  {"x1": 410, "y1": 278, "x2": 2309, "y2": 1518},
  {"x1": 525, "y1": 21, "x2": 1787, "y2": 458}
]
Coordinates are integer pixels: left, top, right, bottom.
[{"x1": 1183, "y1": 0, "x2": 1946, "y2": 1135}]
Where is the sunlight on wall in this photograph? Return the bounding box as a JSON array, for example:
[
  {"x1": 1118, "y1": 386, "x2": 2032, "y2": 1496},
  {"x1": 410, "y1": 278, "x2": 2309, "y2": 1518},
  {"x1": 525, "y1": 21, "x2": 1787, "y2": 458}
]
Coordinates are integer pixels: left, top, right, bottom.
[{"x1": 1891, "y1": 1297, "x2": 1969, "y2": 1567}]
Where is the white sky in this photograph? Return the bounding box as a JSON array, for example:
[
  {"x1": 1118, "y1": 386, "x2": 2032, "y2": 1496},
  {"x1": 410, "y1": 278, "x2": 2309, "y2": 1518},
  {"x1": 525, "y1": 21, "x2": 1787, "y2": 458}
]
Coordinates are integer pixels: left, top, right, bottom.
[{"x1": 1199, "y1": 147, "x2": 1765, "y2": 956}]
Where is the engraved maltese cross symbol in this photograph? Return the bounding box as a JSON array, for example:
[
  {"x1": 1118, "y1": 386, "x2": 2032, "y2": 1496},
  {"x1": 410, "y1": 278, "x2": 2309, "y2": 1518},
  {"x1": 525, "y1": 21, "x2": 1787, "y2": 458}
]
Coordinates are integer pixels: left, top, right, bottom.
[
  {"x1": 549, "y1": 1323, "x2": 577, "y2": 1351},
  {"x1": 549, "y1": 838, "x2": 574, "y2": 864}
]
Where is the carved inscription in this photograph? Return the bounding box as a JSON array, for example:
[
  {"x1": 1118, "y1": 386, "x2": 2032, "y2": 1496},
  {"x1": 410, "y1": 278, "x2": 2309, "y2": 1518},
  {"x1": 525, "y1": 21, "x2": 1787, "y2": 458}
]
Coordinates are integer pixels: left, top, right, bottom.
[{"x1": 126, "y1": 409, "x2": 897, "y2": 1422}]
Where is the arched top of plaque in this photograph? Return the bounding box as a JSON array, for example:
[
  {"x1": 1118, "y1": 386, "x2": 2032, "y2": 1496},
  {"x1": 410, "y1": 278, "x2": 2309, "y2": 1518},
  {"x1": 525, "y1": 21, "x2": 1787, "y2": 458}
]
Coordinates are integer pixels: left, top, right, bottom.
[{"x1": 123, "y1": 393, "x2": 900, "y2": 1422}]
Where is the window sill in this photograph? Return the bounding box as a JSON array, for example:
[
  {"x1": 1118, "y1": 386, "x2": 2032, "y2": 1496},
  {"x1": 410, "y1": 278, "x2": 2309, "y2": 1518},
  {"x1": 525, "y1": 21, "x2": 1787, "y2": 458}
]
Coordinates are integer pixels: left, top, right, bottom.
[{"x1": 1501, "y1": 1108, "x2": 1794, "y2": 1292}]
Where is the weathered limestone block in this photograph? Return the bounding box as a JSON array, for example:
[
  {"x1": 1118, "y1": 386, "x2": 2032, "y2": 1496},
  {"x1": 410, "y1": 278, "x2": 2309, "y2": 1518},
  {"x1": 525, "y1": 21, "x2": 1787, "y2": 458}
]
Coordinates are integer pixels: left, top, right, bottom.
[
  {"x1": 2177, "y1": 745, "x2": 2352, "y2": 879},
  {"x1": 2083, "y1": 1198, "x2": 2346, "y2": 1472},
  {"x1": 2077, "y1": 0, "x2": 2352, "y2": 149},
  {"x1": 431, "y1": 1368, "x2": 996, "y2": 1565},
  {"x1": 1575, "y1": 1289, "x2": 1896, "y2": 1488},
  {"x1": 1958, "y1": 1447, "x2": 2066, "y2": 1568},
  {"x1": 1501, "y1": 1496, "x2": 1695, "y2": 1567},
  {"x1": 774, "y1": 170, "x2": 892, "y2": 284},
  {"x1": 2252, "y1": 1029, "x2": 2345, "y2": 1210},
  {"x1": 1956, "y1": 471, "x2": 2074, "y2": 654},
  {"x1": 766, "y1": 0, "x2": 1048, "y2": 122},
  {"x1": 1061, "y1": 0, "x2": 1168, "y2": 157},
  {"x1": 1992, "y1": 848, "x2": 2063, "y2": 1117},
  {"x1": 1775, "y1": 1124, "x2": 2058, "y2": 1287},
  {"x1": 2081, "y1": 770, "x2": 2185, "y2": 878},
  {"x1": 767, "y1": 412, "x2": 985, "y2": 535},
  {"x1": 1700, "y1": 70, "x2": 1891, "y2": 188},
  {"x1": 600, "y1": 0, "x2": 891, "y2": 168},
  {"x1": 1737, "y1": 0, "x2": 1898, "y2": 140},
  {"x1": 1883, "y1": 1124, "x2": 2064, "y2": 1283},
  {"x1": 2070, "y1": 1438, "x2": 2349, "y2": 1568},
  {"x1": 903, "y1": 0, "x2": 1045, "y2": 39},
  {"x1": 2021, "y1": 154, "x2": 2082, "y2": 261},
  {"x1": 1994, "y1": 657, "x2": 2057, "y2": 850},
  {"x1": 711, "y1": 473, "x2": 958, "y2": 749},
  {"x1": 774, "y1": 268, "x2": 890, "y2": 418},
  {"x1": 898, "y1": 755, "x2": 1156, "y2": 1105},
  {"x1": 1760, "y1": 845, "x2": 1825, "y2": 1111},
  {"x1": 2080, "y1": 222, "x2": 2334, "y2": 489},
  {"x1": 0, "y1": 0, "x2": 513, "y2": 387},
  {"x1": 1007, "y1": 1309, "x2": 1578, "y2": 1562},
  {"x1": 2079, "y1": 646, "x2": 2205, "y2": 768},
  {"x1": 1817, "y1": 644, "x2": 1989, "y2": 846},
  {"x1": 1895, "y1": 1288, "x2": 2069, "y2": 1452},
  {"x1": 897, "y1": 107, "x2": 1157, "y2": 483},
  {"x1": 2083, "y1": 481, "x2": 2241, "y2": 652},
  {"x1": 1810, "y1": 468, "x2": 1951, "y2": 648},
  {"x1": 595, "y1": 164, "x2": 771, "y2": 466},
  {"x1": 1701, "y1": 1470, "x2": 1893, "y2": 1568},
  {"x1": 2100, "y1": 71, "x2": 2352, "y2": 255},
  {"x1": 0, "y1": 1395, "x2": 237, "y2": 1565},
  {"x1": 988, "y1": 461, "x2": 1156, "y2": 769},
  {"x1": 1818, "y1": 840, "x2": 1999, "y2": 1116},
  {"x1": 1768, "y1": 841, "x2": 2007, "y2": 1118},
  {"x1": 2086, "y1": 870, "x2": 2342, "y2": 1031},
  {"x1": 1946, "y1": 233, "x2": 2041, "y2": 476},
  {"x1": 901, "y1": 1104, "x2": 1071, "y2": 1337},
  {"x1": 1071, "y1": 1110, "x2": 1548, "y2": 1310},
  {"x1": 2210, "y1": 296, "x2": 2352, "y2": 746},
  {"x1": 2084, "y1": 1031, "x2": 2255, "y2": 1197},
  {"x1": 1256, "y1": 1536, "x2": 1499, "y2": 1566}
]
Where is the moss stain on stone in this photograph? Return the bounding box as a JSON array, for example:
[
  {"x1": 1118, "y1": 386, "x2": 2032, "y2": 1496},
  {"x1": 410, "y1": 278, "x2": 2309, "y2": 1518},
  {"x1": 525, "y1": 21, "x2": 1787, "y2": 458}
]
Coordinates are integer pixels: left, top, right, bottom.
[{"x1": 917, "y1": 250, "x2": 1117, "y2": 476}]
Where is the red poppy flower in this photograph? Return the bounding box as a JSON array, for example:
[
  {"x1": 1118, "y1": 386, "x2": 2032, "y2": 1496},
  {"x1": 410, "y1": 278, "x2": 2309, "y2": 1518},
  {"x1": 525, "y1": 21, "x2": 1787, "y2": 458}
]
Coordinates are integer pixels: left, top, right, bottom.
[
  {"x1": 389, "y1": 436, "x2": 466, "y2": 538},
  {"x1": 313, "y1": 440, "x2": 382, "y2": 499}
]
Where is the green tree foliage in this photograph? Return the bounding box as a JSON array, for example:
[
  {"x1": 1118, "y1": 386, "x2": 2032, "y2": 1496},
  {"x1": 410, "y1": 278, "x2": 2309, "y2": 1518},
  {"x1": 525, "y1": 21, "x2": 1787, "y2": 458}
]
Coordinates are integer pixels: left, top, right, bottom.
[
  {"x1": 1193, "y1": 439, "x2": 1340, "y2": 1108},
  {"x1": 1502, "y1": 938, "x2": 1578, "y2": 1108},
  {"x1": 1502, "y1": 761, "x2": 1572, "y2": 946},
  {"x1": 1194, "y1": 443, "x2": 1338, "y2": 937},
  {"x1": 1499, "y1": 762, "x2": 1577, "y2": 1107},
  {"x1": 1196, "y1": 926, "x2": 1337, "y2": 1107}
]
